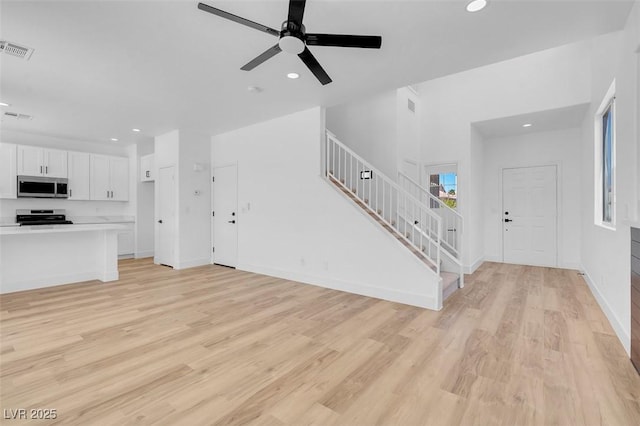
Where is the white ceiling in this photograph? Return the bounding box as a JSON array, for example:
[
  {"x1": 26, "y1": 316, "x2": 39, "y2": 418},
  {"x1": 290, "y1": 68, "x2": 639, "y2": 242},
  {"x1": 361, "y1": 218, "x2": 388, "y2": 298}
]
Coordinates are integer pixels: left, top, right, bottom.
[
  {"x1": 473, "y1": 103, "x2": 591, "y2": 139},
  {"x1": 0, "y1": 0, "x2": 634, "y2": 146}
]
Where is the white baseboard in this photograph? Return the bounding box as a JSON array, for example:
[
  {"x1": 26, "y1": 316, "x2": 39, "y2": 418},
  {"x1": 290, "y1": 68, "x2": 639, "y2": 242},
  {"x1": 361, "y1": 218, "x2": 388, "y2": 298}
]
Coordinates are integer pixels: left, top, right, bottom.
[
  {"x1": 174, "y1": 257, "x2": 211, "y2": 270},
  {"x1": 238, "y1": 263, "x2": 441, "y2": 311},
  {"x1": 135, "y1": 250, "x2": 154, "y2": 259},
  {"x1": 580, "y1": 266, "x2": 631, "y2": 355},
  {"x1": 464, "y1": 256, "x2": 484, "y2": 274},
  {"x1": 1, "y1": 271, "x2": 109, "y2": 294}
]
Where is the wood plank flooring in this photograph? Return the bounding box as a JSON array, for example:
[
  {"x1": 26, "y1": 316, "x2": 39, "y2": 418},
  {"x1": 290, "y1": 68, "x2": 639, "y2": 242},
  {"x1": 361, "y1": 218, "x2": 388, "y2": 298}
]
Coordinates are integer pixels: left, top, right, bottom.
[{"x1": 1, "y1": 259, "x2": 639, "y2": 425}]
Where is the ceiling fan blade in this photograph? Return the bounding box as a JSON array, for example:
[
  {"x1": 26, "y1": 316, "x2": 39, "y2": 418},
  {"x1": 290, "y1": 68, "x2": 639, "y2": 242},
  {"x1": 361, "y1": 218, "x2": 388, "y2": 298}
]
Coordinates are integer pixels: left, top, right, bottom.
[
  {"x1": 298, "y1": 47, "x2": 332, "y2": 85},
  {"x1": 198, "y1": 3, "x2": 280, "y2": 37},
  {"x1": 288, "y1": 0, "x2": 306, "y2": 26},
  {"x1": 306, "y1": 34, "x2": 382, "y2": 49},
  {"x1": 241, "y1": 44, "x2": 282, "y2": 71}
]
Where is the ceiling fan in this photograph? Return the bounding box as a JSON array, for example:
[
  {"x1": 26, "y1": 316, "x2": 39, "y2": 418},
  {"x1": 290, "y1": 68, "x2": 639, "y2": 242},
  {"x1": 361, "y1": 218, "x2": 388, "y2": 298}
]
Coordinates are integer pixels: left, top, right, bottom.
[{"x1": 197, "y1": 0, "x2": 382, "y2": 85}]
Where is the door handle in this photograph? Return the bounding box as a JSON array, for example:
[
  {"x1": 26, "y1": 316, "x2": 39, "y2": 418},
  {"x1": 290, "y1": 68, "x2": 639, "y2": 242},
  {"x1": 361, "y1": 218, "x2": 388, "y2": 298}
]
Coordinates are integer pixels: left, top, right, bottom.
[
  {"x1": 228, "y1": 220, "x2": 236, "y2": 224},
  {"x1": 158, "y1": 220, "x2": 163, "y2": 224},
  {"x1": 504, "y1": 218, "x2": 513, "y2": 223}
]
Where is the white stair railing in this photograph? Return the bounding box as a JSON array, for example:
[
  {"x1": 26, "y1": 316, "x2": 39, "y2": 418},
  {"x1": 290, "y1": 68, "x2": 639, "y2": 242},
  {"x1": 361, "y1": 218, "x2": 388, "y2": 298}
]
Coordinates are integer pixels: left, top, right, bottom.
[
  {"x1": 398, "y1": 172, "x2": 463, "y2": 263},
  {"x1": 325, "y1": 131, "x2": 442, "y2": 274}
]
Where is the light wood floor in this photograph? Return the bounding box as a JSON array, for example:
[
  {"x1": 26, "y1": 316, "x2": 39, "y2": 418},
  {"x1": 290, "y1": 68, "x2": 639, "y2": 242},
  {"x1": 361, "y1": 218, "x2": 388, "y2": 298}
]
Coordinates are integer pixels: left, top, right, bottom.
[{"x1": 1, "y1": 259, "x2": 639, "y2": 425}]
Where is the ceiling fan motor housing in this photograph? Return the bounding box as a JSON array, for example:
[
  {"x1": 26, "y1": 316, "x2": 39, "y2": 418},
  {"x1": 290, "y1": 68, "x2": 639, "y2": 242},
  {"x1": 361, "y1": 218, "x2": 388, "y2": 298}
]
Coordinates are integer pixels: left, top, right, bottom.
[{"x1": 279, "y1": 21, "x2": 305, "y2": 54}]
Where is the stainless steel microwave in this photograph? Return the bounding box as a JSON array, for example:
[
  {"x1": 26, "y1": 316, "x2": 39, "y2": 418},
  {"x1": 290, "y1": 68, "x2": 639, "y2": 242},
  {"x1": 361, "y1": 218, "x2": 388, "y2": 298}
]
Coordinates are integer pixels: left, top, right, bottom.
[{"x1": 17, "y1": 176, "x2": 69, "y2": 198}]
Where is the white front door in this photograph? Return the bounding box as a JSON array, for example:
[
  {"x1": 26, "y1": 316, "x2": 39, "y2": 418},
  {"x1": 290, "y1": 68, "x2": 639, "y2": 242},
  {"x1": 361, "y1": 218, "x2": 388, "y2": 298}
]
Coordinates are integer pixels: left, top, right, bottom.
[
  {"x1": 212, "y1": 164, "x2": 238, "y2": 268},
  {"x1": 503, "y1": 165, "x2": 557, "y2": 267},
  {"x1": 157, "y1": 166, "x2": 176, "y2": 267}
]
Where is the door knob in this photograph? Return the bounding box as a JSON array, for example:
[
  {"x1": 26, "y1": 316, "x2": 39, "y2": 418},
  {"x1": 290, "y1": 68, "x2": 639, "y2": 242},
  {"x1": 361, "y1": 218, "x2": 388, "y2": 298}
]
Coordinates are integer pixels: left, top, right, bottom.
[
  {"x1": 504, "y1": 218, "x2": 513, "y2": 223},
  {"x1": 228, "y1": 220, "x2": 236, "y2": 224},
  {"x1": 158, "y1": 220, "x2": 163, "y2": 224}
]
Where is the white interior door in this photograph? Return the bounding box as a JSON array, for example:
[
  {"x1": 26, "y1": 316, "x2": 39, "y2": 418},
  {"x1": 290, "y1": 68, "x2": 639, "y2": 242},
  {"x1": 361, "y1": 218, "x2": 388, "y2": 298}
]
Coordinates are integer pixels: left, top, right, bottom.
[
  {"x1": 212, "y1": 164, "x2": 238, "y2": 268},
  {"x1": 157, "y1": 166, "x2": 176, "y2": 267},
  {"x1": 503, "y1": 165, "x2": 557, "y2": 267}
]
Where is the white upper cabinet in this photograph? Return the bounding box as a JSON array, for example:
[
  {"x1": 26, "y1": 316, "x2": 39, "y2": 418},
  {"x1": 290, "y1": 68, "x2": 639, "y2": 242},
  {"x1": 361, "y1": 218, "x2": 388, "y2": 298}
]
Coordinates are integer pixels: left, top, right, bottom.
[
  {"x1": 43, "y1": 148, "x2": 68, "y2": 178},
  {"x1": 17, "y1": 145, "x2": 44, "y2": 176},
  {"x1": 17, "y1": 146, "x2": 67, "y2": 178},
  {"x1": 90, "y1": 154, "x2": 129, "y2": 201},
  {"x1": 67, "y1": 151, "x2": 91, "y2": 200},
  {"x1": 0, "y1": 143, "x2": 17, "y2": 199},
  {"x1": 140, "y1": 154, "x2": 155, "y2": 182},
  {"x1": 110, "y1": 157, "x2": 129, "y2": 201}
]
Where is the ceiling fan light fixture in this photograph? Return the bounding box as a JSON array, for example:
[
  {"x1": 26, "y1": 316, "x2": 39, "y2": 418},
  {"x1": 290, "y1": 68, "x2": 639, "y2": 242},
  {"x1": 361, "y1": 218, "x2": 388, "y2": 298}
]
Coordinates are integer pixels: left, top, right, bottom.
[
  {"x1": 466, "y1": 0, "x2": 487, "y2": 13},
  {"x1": 279, "y1": 36, "x2": 305, "y2": 54}
]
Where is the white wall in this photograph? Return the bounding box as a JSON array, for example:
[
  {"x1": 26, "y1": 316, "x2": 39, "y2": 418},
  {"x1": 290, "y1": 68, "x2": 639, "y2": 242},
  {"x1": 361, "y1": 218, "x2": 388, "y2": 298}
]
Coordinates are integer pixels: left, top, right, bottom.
[
  {"x1": 177, "y1": 130, "x2": 211, "y2": 268},
  {"x1": 153, "y1": 129, "x2": 211, "y2": 269},
  {"x1": 326, "y1": 90, "x2": 398, "y2": 178},
  {"x1": 136, "y1": 140, "x2": 154, "y2": 258},
  {"x1": 468, "y1": 126, "x2": 485, "y2": 272},
  {"x1": 212, "y1": 107, "x2": 442, "y2": 309},
  {"x1": 0, "y1": 129, "x2": 135, "y2": 219},
  {"x1": 396, "y1": 87, "x2": 421, "y2": 180},
  {"x1": 482, "y1": 127, "x2": 583, "y2": 269},
  {"x1": 579, "y1": 1, "x2": 640, "y2": 354},
  {"x1": 416, "y1": 39, "x2": 592, "y2": 271}
]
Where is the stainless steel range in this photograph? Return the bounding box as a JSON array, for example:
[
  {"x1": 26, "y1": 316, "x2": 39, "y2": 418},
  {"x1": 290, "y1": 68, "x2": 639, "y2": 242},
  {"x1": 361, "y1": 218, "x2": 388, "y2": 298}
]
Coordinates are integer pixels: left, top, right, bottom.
[{"x1": 16, "y1": 209, "x2": 73, "y2": 226}]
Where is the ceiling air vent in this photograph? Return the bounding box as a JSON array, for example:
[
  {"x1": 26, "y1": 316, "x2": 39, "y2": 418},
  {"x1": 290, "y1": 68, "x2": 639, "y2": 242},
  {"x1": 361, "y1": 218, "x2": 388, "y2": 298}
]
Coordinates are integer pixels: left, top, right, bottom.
[
  {"x1": 0, "y1": 41, "x2": 34, "y2": 60},
  {"x1": 4, "y1": 111, "x2": 33, "y2": 120}
]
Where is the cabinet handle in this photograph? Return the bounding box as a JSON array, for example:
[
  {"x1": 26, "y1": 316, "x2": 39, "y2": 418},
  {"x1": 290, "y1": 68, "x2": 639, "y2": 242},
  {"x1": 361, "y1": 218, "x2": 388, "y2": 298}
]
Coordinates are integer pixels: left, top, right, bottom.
[
  {"x1": 40, "y1": 166, "x2": 43, "y2": 174},
  {"x1": 111, "y1": 191, "x2": 114, "y2": 198},
  {"x1": 70, "y1": 189, "x2": 72, "y2": 197},
  {"x1": 45, "y1": 166, "x2": 48, "y2": 174},
  {"x1": 107, "y1": 190, "x2": 109, "y2": 198}
]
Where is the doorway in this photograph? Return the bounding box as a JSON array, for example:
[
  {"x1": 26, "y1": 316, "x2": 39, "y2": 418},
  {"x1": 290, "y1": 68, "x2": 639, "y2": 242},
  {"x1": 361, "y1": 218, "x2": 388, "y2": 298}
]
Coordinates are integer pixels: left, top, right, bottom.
[
  {"x1": 156, "y1": 166, "x2": 176, "y2": 267},
  {"x1": 212, "y1": 164, "x2": 238, "y2": 268},
  {"x1": 502, "y1": 165, "x2": 557, "y2": 267}
]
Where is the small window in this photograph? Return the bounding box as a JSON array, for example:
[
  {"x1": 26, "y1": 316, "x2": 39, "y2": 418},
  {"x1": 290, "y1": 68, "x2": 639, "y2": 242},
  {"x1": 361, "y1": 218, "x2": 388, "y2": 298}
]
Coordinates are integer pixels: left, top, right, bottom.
[{"x1": 595, "y1": 81, "x2": 616, "y2": 228}]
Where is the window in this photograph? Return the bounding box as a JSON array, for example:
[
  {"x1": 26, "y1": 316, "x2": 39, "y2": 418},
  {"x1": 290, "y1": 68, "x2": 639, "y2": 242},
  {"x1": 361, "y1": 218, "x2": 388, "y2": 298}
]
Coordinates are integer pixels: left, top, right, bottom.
[{"x1": 595, "y1": 80, "x2": 616, "y2": 228}]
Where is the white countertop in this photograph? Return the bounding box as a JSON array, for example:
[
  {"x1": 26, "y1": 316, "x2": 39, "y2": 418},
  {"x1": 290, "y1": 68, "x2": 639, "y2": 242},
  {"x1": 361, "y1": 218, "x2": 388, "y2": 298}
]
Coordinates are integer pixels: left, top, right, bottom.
[
  {"x1": 0, "y1": 216, "x2": 135, "y2": 227},
  {"x1": 69, "y1": 216, "x2": 135, "y2": 224},
  {"x1": 0, "y1": 223, "x2": 127, "y2": 235}
]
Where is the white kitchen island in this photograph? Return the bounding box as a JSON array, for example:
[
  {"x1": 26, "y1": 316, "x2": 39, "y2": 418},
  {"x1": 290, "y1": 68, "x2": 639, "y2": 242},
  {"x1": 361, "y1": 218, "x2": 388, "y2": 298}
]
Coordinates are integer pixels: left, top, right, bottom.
[{"x1": 0, "y1": 224, "x2": 126, "y2": 294}]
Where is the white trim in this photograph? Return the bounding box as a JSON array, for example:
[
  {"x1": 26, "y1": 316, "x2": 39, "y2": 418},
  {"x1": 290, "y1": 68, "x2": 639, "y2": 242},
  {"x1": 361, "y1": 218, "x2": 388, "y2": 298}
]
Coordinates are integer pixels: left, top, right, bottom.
[
  {"x1": 174, "y1": 257, "x2": 211, "y2": 270},
  {"x1": 464, "y1": 256, "x2": 484, "y2": 274},
  {"x1": 593, "y1": 79, "x2": 617, "y2": 230},
  {"x1": 1, "y1": 271, "x2": 115, "y2": 294},
  {"x1": 580, "y1": 266, "x2": 630, "y2": 355},
  {"x1": 135, "y1": 250, "x2": 154, "y2": 259},
  {"x1": 238, "y1": 263, "x2": 442, "y2": 311}
]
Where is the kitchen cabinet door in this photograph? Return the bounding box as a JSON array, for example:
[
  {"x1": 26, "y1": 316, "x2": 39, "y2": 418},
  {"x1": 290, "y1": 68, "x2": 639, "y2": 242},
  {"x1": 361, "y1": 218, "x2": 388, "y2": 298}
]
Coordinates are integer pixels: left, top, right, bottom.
[
  {"x1": 17, "y1": 145, "x2": 44, "y2": 176},
  {"x1": 110, "y1": 157, "x2": 129, "y2": 201},
  {"x1": 44, "y1": 148, "x2": 68, "y2": 178},
  {"x1": 0, "y1": 143, "x2": 17, "y2": 199},
  {"x1": 90, "y1": 154, "x2": 110, "y2": 200},
  {"x1": 68, "y1": 151, "x2": 91, "y2": 200}
]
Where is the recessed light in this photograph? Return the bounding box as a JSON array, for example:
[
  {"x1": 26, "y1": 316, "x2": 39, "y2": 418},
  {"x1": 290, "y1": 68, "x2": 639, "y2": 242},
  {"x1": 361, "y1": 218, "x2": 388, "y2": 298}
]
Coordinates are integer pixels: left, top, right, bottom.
[
  {"x1": 0, "y1": 102, "x2": 9, "y2": 107},
  {"x1": 287, "y1": 72, "x2": 300, "y2": 79},
  {"x1": 466, "y1": 0, "x2": 487, "y2": 13},
  {"x1": 522, "y1": 123, "x2": 533, "y2": 128},
  {"x1": 132, "y1": 128, "x2": 141, "y2": 132},
  {"x1": 110, "y1": 138, "x2": 119, "y2": 142}
]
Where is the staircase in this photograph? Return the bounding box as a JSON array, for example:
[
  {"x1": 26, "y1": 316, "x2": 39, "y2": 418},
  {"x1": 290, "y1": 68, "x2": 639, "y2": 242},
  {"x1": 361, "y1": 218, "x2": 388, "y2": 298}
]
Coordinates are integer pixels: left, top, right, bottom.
[{"x1": 324, "y1": 131, "x2": 464, "y2": 303}]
